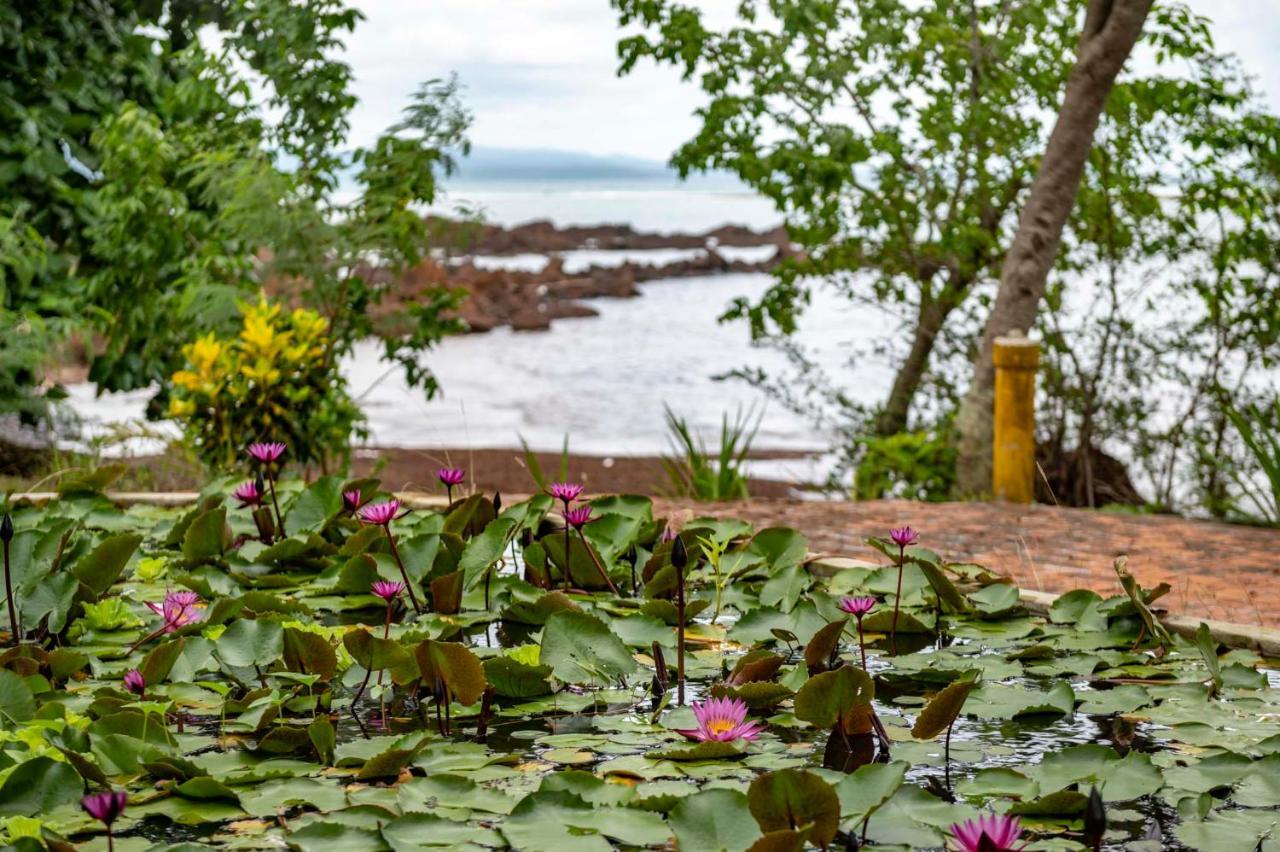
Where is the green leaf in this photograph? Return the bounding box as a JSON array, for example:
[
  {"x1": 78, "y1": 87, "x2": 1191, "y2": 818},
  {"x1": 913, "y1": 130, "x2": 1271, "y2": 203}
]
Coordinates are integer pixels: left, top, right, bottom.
[
  {"x1": 483, "y1": 655, "x2": 553, "y2": 698},
  {"x1": 283, "y1": 627, "x2": 338, "y2": 680},
  {"x1": 415, "y1": 640, "x2": 487, "y2": 706},
  {"x1": 460, "y1": 517, "x2": 517, "y2": 587},
  {"x1": 183, "y1": 507, "x2": 229, "y2": 561},
  {"x1": 0, "y1": 670, "x2": 35, "y2": 726},
  {"x1": 0, "y1": 756, "x2": 82, "y2": 816},
  {"x1": 911, "y1": 671, "x2": 979, "y2": 739},
  {"x1": 343, "y1": 629, "x2": 413, "y2": 673},
  {"x1": 966, "y1": 582, "x2": 1021, "y2": 617},
  {"x1": 916, "y1": 560, "x2": 970, "y2": 614},
  {"x1": 216, "y1": 618, "x2": 284, "y2": 669},
  {"x1": 1195, "y1": 622, "x2": 1222, "y2": 691},
  {"x1": 539, "y1": 610, "x2": 637, "y2": 687},
  {"x1": 139, "y1": 637, "x2": 186, "y2": 684},
  {"x1": 793, "y1": 665, "x2": 874, "y2": 731},
  {"x1": 650, "y1": 740, "x2": 745, "y2": 761},
  {"x1": 833, "y1": 761, "x2": 907, "y2": 822},
  {"x1": 670, "y1": 788, "x2": 763, "y2": 851},
  {"x1": 747, "y1": 768, "x2": 840, "y2": 848},
  {"x1": 72, "y1": 532, "x2": 142, "y2": 599}
]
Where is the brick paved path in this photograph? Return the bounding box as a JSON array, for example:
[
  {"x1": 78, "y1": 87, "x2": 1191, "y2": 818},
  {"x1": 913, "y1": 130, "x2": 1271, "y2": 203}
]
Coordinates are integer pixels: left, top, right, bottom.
[{"x1": 653, "y1": 498, "x2": 1280, "y2": 628}]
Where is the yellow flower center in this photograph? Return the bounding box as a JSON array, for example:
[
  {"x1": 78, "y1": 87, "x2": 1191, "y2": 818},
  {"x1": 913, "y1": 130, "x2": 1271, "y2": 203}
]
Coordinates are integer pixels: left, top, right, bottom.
[{"x1": 707, "y1": 718, "x2": 735, "y2": 737}]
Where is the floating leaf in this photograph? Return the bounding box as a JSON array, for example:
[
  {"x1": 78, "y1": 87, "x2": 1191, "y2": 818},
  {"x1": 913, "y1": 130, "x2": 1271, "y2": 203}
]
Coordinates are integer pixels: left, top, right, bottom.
[
  {"x1": 72, "y1": 532, "x2": 142, "y2": 599},
  {"x1": 747, "y1": 768, "x2": 840, "y2": 849},
  {"x1": 793, "y1": 666, "x2": 874, "y2": 732},
  {"x1": 911, "y1": 671, "x2": 979, "y2": 739},
  {"x1": 802, "y1": 619, "x2": 846, "y2": 673},
  {"x1": 0, "y1": 757, "x2": 81, "y2": 816},
  {"x1": 483, "y1": 655, "x2": 553, "y2": 698},
  {"x1": 728, "y1": 650, "x2": 785, "y2": 686},
  {"x1": 540, "y1": 610, "x2": 637, "y2": 687},
  {"x1": 415, "y1": 640, "x2": 487, "y2": 706},
  {"x1": 282, "y1": 628, "x2": 337, "y2": 680},
  {"x1": 650, "y1": 740, "x2": 745, "y2": 761},
  {"x1": 669, "y1": 788, "x2": 762, "y2": 851}
]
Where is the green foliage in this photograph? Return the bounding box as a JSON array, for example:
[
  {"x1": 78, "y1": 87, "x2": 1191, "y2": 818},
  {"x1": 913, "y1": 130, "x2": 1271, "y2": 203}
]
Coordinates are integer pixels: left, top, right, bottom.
[
  {"x1": 853, "y1": 429, "x2": 956, "y2": 502},
  {"x1": 0, "y1": 483, "x2": 1273, "y2": 848},
  {"x1": 167, "y1": 299, "x2": 364, "y2": 471},
  {"x1": 662, "y1": 405, "x2": 760, "y2": 501},
  {"x1": 617, "y1": 0, "x2": 1280, "y2": 517},
  {"x1": 1222, "y1": 397, "x2": 1280, "y2": 525},
  {"x1": 0, "y1": 2, "x2": 467, "y2": 430}
]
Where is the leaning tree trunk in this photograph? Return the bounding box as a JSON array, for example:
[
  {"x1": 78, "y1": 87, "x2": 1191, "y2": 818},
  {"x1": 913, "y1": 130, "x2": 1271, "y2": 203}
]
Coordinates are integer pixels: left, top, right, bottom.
[
  {"x1": 875, "y1": 291, "x2": 960, "y2": 436},
  {"x1": 953, "y1": 0, "x2": 1154, "y2": 495}
]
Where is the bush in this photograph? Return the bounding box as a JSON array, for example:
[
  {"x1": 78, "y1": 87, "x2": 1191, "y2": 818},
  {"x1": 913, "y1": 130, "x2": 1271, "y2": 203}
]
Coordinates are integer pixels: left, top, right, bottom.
[
  {"x1": 853, "y1": 429, "x2": 956, "y2": 502},
  {"x1": 662, "y1": 405, "x2": 760, "y2": 501},
  {"x1": 167, "y1": 299, "x2": 364, "y2": 472}
]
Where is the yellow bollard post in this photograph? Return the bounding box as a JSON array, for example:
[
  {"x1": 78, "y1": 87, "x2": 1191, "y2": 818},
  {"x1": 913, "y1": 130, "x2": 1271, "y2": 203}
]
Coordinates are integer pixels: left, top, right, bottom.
[{"x1": 992, "y1": 332, "x2": 1039, "y2": 503}]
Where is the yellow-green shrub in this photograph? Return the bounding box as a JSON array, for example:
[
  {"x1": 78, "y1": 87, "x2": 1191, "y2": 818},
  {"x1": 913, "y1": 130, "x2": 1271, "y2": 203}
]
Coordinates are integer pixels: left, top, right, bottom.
[{"x1": 167, "y1": 299, "x2": 364, "y2": 471}]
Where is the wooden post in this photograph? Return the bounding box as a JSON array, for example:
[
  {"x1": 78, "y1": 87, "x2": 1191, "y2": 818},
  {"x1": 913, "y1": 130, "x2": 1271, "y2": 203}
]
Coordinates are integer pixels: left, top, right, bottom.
[{"x1": 992, "y1": 332, "x2": 1039, "y2": 503}]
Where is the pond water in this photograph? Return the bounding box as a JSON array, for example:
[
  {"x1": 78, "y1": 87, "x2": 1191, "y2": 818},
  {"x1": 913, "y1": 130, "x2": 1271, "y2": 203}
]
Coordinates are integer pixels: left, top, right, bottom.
[{"x1": 66, "y1": 270, "x2": 895, "y2": 488}]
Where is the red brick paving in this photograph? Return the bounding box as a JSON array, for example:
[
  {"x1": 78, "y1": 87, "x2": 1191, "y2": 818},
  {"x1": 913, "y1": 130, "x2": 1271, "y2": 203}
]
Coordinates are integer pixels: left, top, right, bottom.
[{"x1": 653, "y1": 498, "x2": 1280, "y2": 628}]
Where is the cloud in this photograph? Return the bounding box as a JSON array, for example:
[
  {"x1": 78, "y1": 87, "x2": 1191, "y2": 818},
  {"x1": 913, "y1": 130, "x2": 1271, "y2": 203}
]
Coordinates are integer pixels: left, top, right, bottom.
[{"x1": 339, "y1": 0, "x2": 1280, "y2": 161}]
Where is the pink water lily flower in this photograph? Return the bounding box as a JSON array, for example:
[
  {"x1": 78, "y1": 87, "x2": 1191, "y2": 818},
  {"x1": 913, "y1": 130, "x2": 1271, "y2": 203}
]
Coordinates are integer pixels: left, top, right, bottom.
[
  {"x1": 949, "y1": 813, "x2": 1027, "y2": 852},
  {"x1": 563, "y1": 505, "x2": 594, "y2": 529},
  {"x1": 122, "y1": 668, "x2": 146, "y2": 696},
  {"x1": 371, "y1": 580, "x2": 405, "y2": 601},
  {"x1": 838, "y1": 596, "x2": 877, "y2": 617},
  {"x1": 548, "y1": 482, "x2": 584, "y2": 504},
  {"x1": 677, "y1": 696, "x2": 766, "y2": 743},
  {"x1": 889, "y1": 525, "x2": 919, "y2": 548},
  {"x1": 342, "y1": 490, "x2": 364, "y2": 513},
  {"x1": 82, "y1": 789, "x2": 127, "y2": 825},
  {"x1": 232, "y1": 480, "x2": 263, "y2": 507},
  {"x1": 359, "y1": 500, "x2": 406, "y2": 526},
  {"x1": 246, "y1": 441, "x2": 287, "y2": 465},
  {"x1": 437, "y1": 467, "x2": 466, "y2": 486},
  {"x1": 145, "y1": 589, "x2": 203, "y2": 633}
]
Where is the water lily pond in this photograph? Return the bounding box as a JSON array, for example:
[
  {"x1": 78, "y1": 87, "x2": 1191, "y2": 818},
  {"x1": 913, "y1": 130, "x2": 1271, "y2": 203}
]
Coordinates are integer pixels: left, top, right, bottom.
[{"x1": 2, "y1": 473, "x2": 1279, "y2": 851}]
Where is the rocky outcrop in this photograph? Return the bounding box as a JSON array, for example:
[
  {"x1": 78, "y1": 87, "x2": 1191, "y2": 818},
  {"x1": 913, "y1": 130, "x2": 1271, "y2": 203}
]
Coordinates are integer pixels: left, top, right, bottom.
[
  {"x1": 376, "y1": 240, "x2": 799, "y2": 336},
  {"x1": 308, "y1": 219, "x2": 800, "y2": 336},
  {"x1": 427, "y1": 216, "x2": 789, "y2": 256}
]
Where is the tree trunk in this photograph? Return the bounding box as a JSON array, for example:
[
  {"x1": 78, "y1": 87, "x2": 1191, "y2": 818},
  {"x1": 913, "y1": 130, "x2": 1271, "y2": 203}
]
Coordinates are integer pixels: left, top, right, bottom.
[
  {"x1": 875, "y1": 291, "x2": 959, "y2": 436},
  {"x1": 953, "y1": 0, "x2": 1154, "y2": 495}
]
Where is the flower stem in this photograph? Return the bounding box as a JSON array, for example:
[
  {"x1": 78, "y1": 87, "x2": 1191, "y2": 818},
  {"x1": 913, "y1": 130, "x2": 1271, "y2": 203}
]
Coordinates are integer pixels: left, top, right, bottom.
[
  {"x1": 675, "y1": 560, "x2": 686, "y2": 706},
  {"x1": 890, "y1": 544, "x2": 904, "y2": 653},
  {"x1": 384, "y1": 528, "x2": 423, "y2": 613},
  {"x1": 944, "y1": 720, "x2": 955, "y2": 790},
  {"x1": 107, "y1": 826, "x2": 114, "y2": 852},
  {"x1": 266, "y1": 469, "x2": 285, "y2": 542},
  {"x1": 711, "y1": 564, "x2": 723, "y2": 625},
  {"x1": 446, "y1": 484, "x2": 454, "y2": 505},
  {"x1": 3, "y1": 537, "x2": 16, "y2": 646},
  {"x1": 562, "y1": 525, "x2": 572, "y2": 590},
  {"x1": 856, "y1": 617, "x2": 867, "y2": 670}
]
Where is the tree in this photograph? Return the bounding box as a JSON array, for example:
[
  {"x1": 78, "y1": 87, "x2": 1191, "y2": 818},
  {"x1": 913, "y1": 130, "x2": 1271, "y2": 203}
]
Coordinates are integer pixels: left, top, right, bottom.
[
  {"x1": 952, "y1": 0, "x2": 1153, "y2": 495},
  {"x1": 615, "y1": 0, "x2": 1268, "y2": 510},
  {"x1": 614, "y1": 0, "x2": 1088, "y2": 437},
  {"x1": 0, "y1": 1, "x2": 465, "y2": 436}
]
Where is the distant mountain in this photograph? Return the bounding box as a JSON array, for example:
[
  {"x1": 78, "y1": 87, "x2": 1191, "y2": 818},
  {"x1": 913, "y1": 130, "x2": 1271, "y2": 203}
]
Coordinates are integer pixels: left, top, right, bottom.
[{"x1": 448, "y1": 146, "x2": 737, "y2": 186}]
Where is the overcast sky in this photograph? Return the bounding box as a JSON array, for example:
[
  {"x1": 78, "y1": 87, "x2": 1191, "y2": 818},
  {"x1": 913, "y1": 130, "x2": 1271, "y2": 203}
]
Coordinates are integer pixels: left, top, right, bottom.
[{"x1": 338, "y1": 1, "x2": 1280, "y2": 161}]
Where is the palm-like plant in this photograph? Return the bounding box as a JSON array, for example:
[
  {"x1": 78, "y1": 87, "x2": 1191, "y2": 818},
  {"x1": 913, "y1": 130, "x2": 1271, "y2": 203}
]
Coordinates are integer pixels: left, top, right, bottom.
[{"x1": 662, "y1": 404, "x2": 761, "y2": 501}]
